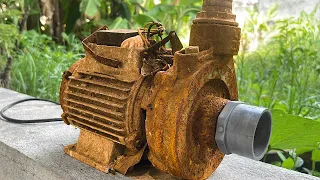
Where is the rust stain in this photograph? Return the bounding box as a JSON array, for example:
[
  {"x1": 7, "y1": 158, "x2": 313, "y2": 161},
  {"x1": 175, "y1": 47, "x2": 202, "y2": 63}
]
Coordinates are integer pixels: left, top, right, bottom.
[{"x1": 60, "y1": 0, "x2": 241, "y2": 179}]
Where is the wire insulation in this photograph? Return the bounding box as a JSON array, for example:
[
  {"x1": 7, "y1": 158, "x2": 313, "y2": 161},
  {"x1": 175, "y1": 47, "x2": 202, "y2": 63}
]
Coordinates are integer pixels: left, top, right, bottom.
[{"x1": 0, "y1": 98, "x2": 63, "y2": 124}]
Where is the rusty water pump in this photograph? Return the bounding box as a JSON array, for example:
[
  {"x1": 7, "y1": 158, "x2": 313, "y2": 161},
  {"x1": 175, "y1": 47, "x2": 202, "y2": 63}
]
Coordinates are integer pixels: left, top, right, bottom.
[{"x1": 60, "y1": 0, "x2": 272, "y2": 179}]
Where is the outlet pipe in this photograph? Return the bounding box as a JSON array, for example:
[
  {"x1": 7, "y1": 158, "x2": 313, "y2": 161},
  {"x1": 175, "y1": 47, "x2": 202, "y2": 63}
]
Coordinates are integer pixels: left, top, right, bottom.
[{"x1": 215, "y1": 101, "x2": 272, "y2": 160}]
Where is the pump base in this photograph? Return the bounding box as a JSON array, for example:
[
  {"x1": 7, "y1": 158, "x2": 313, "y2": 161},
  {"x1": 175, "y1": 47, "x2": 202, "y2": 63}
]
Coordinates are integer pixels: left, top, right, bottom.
[{"x1": 64, "y1": 130, "x2": 122, "y2": 173}]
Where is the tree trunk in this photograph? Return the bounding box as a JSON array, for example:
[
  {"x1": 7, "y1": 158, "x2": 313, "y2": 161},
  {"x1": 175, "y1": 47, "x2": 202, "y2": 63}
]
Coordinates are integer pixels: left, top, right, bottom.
[
  {"x1": 27, "y1": 0, "x2": 41, "y2": 31},
  {"x1": 52, "y1": 0, "x2": 63, "y2": 43},
  {"x1": 39, "y1": 0, "x2": 63, "y2": 42},
  {"x1": 0, "y1": 57, "x2": 13, "y2": 88},
  {"x1": 19, "y1": 7, "x2": 30, "y2": 32}
]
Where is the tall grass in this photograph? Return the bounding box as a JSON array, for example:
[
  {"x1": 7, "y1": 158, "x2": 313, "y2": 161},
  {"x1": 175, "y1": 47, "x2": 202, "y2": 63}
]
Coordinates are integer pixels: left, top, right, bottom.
[
  {"x1": 236, "y1": 6, "x2": 320, "y2": 120},
  {"x1": 11, "y1": 31, "x2": 84, "y2": 101}
]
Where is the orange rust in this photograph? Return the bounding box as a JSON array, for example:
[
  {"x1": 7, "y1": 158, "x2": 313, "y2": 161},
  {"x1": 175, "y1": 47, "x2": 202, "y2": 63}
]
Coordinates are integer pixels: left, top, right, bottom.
[
  {"x1": 145, "y1": 0, "x2": 240, "y2": 178},
  {"x1": 60, "y1": 28, "x2": 152, "y2": 173},
  {"x1": 145, "y1": 50, "x2": 238, "y2": 179},
  {"x1": 60, "y1": 0, "x2": 241, "y2": 179},
  {"x1": 64, "y1": 130, "x2": 122, "y2": 172}
]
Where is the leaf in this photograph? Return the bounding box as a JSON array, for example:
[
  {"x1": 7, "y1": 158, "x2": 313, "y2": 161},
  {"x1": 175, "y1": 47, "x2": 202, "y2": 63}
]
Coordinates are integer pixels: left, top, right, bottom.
[
  {"x1": 313, "y1": 171, "x2": 320, "y2": 177},
  {"x1": 282, "y1": 157, "x2": 295, "y2": 169},
  {"x1": 271, "y1": 161, "x2": 282, "y2": 167},
  {"x1": 61, "y1": 32, "x2": 69, "y2": 44},
  {"x1": 147, "y1": 4, "x2": 172, "y2": 17},
  {"x1": 80, "y1": 0, "x2": 101, "y2": 17},
  {"x1": 296, "y1": 147, "x2": 315, "y2": 155},
  {"x1": 129, "y1": 0, "x2": 143, "y2": 4},
  {"x1": 133, "y1": 14, "x2": 158, "y2": 26},
  {"x1": 120, "y1": 1, "x2": 132, "y2": 21},
  {"x1": 65, "y1": 0, "x2": 81, "y2": 34},
  {"x1": 312, "y1": 149, "x2": 320, "y2": 162},
  {"x1": 108, "y1": 17, "x2": 129, "y2": 30},
  {"x1": 270, "y1": 110, "x2": 320, "y2": 150}
]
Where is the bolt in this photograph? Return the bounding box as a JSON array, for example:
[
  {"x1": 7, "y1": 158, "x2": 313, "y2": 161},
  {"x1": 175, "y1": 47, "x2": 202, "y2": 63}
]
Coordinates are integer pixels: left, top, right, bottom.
[{"x1": 218, "y1": 126, "x2": 224, "y2": 133}]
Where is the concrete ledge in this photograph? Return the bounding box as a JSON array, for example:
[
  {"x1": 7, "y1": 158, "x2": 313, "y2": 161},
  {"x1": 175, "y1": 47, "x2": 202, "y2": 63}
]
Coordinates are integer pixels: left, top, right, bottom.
[{"x1": 0, "y1": 88, "x2": 318, "y2": 180}]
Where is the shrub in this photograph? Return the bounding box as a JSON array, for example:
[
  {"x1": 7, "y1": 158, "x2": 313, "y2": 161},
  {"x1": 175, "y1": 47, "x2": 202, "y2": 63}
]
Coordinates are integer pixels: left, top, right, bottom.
[{"x1": 11, "y1": 31, "x2": 84, "y2": 101}]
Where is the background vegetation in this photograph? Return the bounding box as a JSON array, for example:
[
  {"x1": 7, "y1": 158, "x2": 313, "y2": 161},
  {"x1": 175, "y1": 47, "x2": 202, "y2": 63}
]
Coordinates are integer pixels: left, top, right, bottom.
[
  {"x1": 0, "y1": 0, "x2": 319, "y2": 177},
  {"x1": 237, "y1": 5, "x2": 320, "y2": 175}
]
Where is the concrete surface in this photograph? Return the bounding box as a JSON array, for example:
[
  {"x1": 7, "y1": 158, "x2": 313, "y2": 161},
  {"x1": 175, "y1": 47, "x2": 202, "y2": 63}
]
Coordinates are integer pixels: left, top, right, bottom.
[{"x1": 0, "y1": 88, "x2": 319, "y2": 180}]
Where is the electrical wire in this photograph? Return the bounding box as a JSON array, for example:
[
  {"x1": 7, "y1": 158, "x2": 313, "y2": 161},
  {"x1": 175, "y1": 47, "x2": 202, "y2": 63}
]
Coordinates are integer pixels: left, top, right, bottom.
[
  {"x1": 0, "y1": 98, "x2": 63, "y2": 124},
  {"x1": 138, "y1": 28, "x2": 151, "y2": 48},
  {"x1": 138, "y1": 22, "x2": 165, "y2": 48}
]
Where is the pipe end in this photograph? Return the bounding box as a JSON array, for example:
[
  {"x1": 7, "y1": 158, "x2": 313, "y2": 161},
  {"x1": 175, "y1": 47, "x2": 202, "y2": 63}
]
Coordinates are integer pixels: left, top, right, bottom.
[{"x1": 216, "y1": 101, "x2": 272, "y2": 160}]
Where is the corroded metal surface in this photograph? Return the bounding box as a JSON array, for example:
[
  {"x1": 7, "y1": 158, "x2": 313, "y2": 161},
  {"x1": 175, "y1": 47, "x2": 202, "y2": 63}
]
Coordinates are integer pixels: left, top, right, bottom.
[
  {"x1": 60, "y1": 38, "x2": 147, "y2": 148},
  {"x1": 64, "y1": 130, "x2": 122, "y2": 172},
  {"x1": 145, "y1": 0, "x2": 241, "y2": 178},
  {"x1": 190, "y1": 0, "x2": 241, "y2": 54},
  {"x1": 60, "y1": 0, "x2": 241, "y2": 179},
  {"x1": 145, "y1": 49, "x2": 238, "y2": 179},
  {"x1": 60, "y1": 28, "x2": 151, "y2": 174}
]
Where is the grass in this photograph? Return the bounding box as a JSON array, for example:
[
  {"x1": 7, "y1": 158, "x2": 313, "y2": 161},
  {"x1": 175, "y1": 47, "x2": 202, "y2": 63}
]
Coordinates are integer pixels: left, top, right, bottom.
[
  {"x1": 236, "y1": 7, "x2": 320, "y2": 120},
  {"x1": 10, "y1": 31, "x2": 84, "y2": 102}
]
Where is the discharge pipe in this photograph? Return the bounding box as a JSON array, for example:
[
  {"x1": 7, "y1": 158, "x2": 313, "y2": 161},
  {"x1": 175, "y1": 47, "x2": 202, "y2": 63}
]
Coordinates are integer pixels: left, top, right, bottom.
[{"x1": 216, "y1": 101, "x2": 272, "y2": 160}]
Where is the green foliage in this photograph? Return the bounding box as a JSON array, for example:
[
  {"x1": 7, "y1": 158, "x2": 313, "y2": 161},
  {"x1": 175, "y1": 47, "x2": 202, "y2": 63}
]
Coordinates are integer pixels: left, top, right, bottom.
[
  {"x1": 275, "y1": 150, "x2": 304, "y2": 170},
  {"x1": 10, "y1": 30, "x2": 83, "y2": 101},
  {"x1": 64, "y1": 0, "x2": 202, "y2": 44},
  {"x1": 268, "y1": 110, "x2": 320, "y2": 172},
  {"x1": 80, "y1": 0, "x2": 101, "y2": 17},
  {"x1": 0, "y1": 24, "x2": 18, "y2": 49},
  {"x1": 312, "y1": 150, "x2": 320, "y2": 172},
  {"x1": 242, "y1": 4, "x2": 278, "y2": 44},
  {"x1": 237, "y1": 6, "x2": 320, "y2": 120},
  {"x1": 282, "y1": 157, "x2": 295, "y2": 170},
  {"x1": 238, "y1": 6, "x2": 320, "y2": 175},
  {"x1": 0, "y1": 0, "x2": 22, "y2": 70},
  {"x1": 312, "y1": 150, "x2": 320, "y2": 163},
  {"x1": 270, "y1": 110, "x2": 320, "y2": 151},
  {"x1": 131, "y1": 2, "x2": 201, "y2": 44},
  {"x1": 0, "y1": 8, "x2": 22, "y2": 19},
  {"x1": 1, "y1": 0, "x2": 202, "y2": 99},
  {"x1": 313, "y1": 171, "x2": 320, "y2": 177}
]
